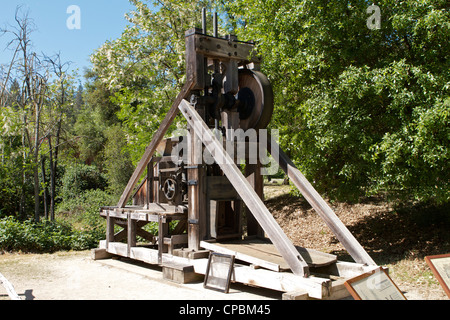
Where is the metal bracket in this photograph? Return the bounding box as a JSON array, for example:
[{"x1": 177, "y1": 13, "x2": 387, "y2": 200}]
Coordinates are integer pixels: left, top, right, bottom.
[
  {"x1": 188, "y1": 219, "x2": 199, "y2": 225},
  {"x1": 187, "y1": 180, "x2": 198, "y2": 186}
]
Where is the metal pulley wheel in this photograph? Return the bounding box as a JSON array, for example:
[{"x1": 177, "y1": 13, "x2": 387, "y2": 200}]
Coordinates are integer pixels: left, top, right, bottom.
[
  {"x1": 237, "y1": 69, "x2": 274, "y2": 130},
  {"x1": 163, "y1": 178, "x2": 177, "y2": 201}
]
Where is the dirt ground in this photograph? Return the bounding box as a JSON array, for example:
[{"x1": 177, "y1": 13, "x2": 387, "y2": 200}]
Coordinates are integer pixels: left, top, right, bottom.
[
  {"x1": 0, "y1": 250, "x2": 282, "y2": 300},
  {"x1": 264, "y1": 184, "x2": 449, "y2": 300},
  {"x1": 0, "y1": 184, "x2": 448, "y2": 300}
]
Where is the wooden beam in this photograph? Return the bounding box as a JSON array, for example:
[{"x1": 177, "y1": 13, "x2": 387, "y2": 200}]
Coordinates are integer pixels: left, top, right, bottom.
[
  {"x1": 127, "y1": 212, "x2": 137, "y2": 257},
  {"x1": 187, "y1": 125, "x2": 207, "y2": 251},
  {"x1": 266, "y1": 135, "x2": 377, "y2": 266},
  {"x1": 178, "y1": 99, "x2": 310, "y2": 277},
  {"x1": 100, "y1": 242, "x2": 329, "y2": 298},
  {"x1": 117, "y1": 80, "x2": 195, "y2": 208},
  {"x1": 106, "y1": 211, "x2": 115, "y2": 249},
  {"x1": 0, "y1": 272, "x2": 21, "y2": 300}
]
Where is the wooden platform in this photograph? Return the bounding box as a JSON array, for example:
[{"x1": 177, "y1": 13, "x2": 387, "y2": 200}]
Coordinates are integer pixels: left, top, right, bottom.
[
  {"x1": 95, "y1": 241, "x2": 376, "y2": 299},
  {"x1": 200, "y1": 239, "x2": 337, "y2": 272}
]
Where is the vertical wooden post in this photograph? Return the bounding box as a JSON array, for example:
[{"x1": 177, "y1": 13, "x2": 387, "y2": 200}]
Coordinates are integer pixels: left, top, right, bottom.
[
  {"x1": 106, "y1": 211, "x2": 115, "y2": 249},
  {"x1": 158, "y1": 216, "x2": 169, "y2": 264},
  {"x1": 127, "y1": 212, "x2": 136, "y2": 257},
  {"x1": 146, "y1": 158, "x2": 154, "y2": 208},
  {"x1": 187, "y1": 126, "x2": 207, "y2": 251},
  {"x1": 245, "y1": 161, "x2": 265, "y2": 237}
]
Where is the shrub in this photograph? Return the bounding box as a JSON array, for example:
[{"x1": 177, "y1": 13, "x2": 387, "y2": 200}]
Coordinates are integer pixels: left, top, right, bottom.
[
  {"x1": 59, "y1": 164, "x2": 107, "y2": 201},
  {"x1": 0, "y1": 216, "x2": 100, "y2": 253}
]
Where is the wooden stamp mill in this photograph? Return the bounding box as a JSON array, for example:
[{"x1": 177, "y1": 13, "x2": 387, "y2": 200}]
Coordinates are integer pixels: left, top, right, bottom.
[{"x1": 94, "y1": 11, "x2": 379, "y2": 299}]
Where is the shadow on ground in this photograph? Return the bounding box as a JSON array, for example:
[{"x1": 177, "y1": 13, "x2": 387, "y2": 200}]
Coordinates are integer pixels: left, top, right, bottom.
[
  {"x1": 265, "y1": 193, "x2": 450, "y2": 265},
  {"x1": 345, "y1": 201, "x2": 450, "y2": 265}
]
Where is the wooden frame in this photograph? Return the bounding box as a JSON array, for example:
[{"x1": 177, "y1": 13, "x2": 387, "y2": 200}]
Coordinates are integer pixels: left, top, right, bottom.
[
  {"x1": 344, "y1": 267, "x2": 406, "y2": 300},
  {"x1": 179, "y1": 99, "x2": 310, "y2": 277},
  {"x1": 203, "y1": 252, "x2": 235, "y2": 293},
  {"x1": 425, "y1": 253, "x2": 450, "y2": 298}
]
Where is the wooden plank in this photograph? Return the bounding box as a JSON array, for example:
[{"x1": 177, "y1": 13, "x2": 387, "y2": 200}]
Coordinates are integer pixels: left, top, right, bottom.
[
  {"x1": 192, "y1": 33, "x2": 260, "y2": 62},
  {"x1": 265, "y1": 135, "x2": 377, "y2": 266},
  {"x1": 206, "y1": 176, "x2": 239, "y2": 200},
  {"x1": 201, "y1": 240, "x2": 282, "y2": 272},
  {"x1": 245, "y1": 162, "x2": 264, "y2": 237},
  {"x1": 178, "y1": 99, "x2": 310, "y2": 277},
  {"x1": 117, "y1": 80, "x2": 195, "y2": 208},
  {"x1": 0, "y1": 272, "x2": 21, "y2": 300},
  {"x1": 100, "y1": 242, "x2": 329, "y2": 299},
  {"x1": 201, "y1": 239, "x2": 337, "y2": 271}
]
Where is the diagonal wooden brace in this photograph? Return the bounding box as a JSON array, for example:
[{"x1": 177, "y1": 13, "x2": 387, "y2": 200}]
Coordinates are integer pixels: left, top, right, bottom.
[
  {"x1": 178, "y1": 99, "x2": 310, "y2": 277},
  {"x1": 266, "y1": 135, "x2": 377, "y2": 266}
]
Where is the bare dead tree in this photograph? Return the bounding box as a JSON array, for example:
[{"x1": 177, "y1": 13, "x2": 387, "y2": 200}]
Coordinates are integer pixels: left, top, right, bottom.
[{"x1": 1, "y1": 7, "x2": 49, "y2": 222}]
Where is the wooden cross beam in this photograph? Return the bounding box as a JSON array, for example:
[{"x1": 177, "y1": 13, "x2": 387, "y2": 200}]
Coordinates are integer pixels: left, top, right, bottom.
[{"x1": 178, "y1": 99, "x2": 310, "y2": 277}]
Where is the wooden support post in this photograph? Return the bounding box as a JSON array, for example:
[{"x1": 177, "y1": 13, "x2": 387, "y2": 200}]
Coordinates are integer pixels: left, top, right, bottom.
[
  {"x1": 146, "y1": 158, "x2": 154, "y2": 208},
  {"x1": 245, "y1": 162, "x2": 264, "y2": 237},
  {"x1": 106, "y1": 211, "x2": 115, "y2": 249},
  {"x1": 158, "y1": 215, "x2": 165, "y2": 264},
  {"x1": 187, "y1": 126, "x2": 207, "y2": 251},
  {"x1": 127, "y1": 212, "x2": 137, "y2": 257},
  {"x1": 266, "y1": 135, "x2": 377, "y2": 266},
  {"x1": 179, "y1": 99, "x2": 310, "y2": 277}
]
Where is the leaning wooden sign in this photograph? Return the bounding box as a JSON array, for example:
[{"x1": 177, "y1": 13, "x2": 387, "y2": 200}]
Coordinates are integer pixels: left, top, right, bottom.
[
  {"x1": 425, "y1": 253, "x2": 450, "y2": 298},
  {"x1": 344, "y1": 267, "x2": 407, "y2": 300}
]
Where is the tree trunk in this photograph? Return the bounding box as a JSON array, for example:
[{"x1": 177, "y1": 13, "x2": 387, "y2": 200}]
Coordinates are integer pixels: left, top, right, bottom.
[{"x1": 41, "y1": 155, "x2": 48, "y2": 219}]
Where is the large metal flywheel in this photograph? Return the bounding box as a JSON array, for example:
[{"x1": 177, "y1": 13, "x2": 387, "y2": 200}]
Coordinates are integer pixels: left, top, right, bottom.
[{"x1": 237, "y1": 69, "x2": 274, "y2": 130}]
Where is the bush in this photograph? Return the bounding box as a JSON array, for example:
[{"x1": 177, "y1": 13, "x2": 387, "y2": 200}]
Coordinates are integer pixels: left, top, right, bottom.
[
  {"x1": 59, "y1": 164, "x2": 107, "y2": 201},
  {"x1": 0, "y1": 216, "x2": 100, "y2": 253}
]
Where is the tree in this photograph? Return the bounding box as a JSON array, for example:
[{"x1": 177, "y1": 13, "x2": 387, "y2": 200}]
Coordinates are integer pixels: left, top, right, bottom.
[
  {"x1": 90, "y1": 0, "x2": 216, "y2": 164},
  {"x1": 222, "y1": 0, "x2": 449, "y2": 203},
  {"x1": 0, "y1": 7, "x2": 77, "y2": 221}
]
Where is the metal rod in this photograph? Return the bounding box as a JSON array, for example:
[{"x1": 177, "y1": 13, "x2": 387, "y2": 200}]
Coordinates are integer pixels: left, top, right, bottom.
[
  {"x1": 213, "y1": 12, "x2": 218, "y2": 38},
  {"x1": 202, "y1": 7, "x2": 207, "y2": 35}
]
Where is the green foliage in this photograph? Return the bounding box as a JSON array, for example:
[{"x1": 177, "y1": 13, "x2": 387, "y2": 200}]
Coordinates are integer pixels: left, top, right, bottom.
[
  {"x1": 103, "y1": 125, "x2": 135, "y2": 196},
  {"x1": 224, "y1": 0, "x2": 449, "y2": 203},
  {"x1": 0, "y1": 216, "x2": 99, "y2": 253},
  {"x1": 90, "y1": 0, "x2": 214, "y2": 163},
  {"x1": 59, "y1": 164, "x2": 107, "y2": 201},
  {"x1": 56, "y1": 188, "x2": 115, "y2": 236}
]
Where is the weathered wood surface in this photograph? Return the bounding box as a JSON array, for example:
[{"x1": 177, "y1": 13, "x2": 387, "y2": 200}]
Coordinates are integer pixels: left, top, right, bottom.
[
  {"x1": 117, "y1": 80, "x2": 195, "y2": 208},
  {"x1": 0, "y1": 272, "x2": 21, "y2": 300},
  {"x1": 187, "y1": 125, "x2": 207, "y2": 251},
  {"x1": 178, "y1": 99, "x2": 310, "y2": 277},
  {"x1": 100, "y1": 241, "x2": 329, "y2": 299},
  {"x1": 266, "y1": 135, "x2": 377, "y2": 266},
  {"x1": 200, "y1": 239, "x2": 337, "y2": 272}
]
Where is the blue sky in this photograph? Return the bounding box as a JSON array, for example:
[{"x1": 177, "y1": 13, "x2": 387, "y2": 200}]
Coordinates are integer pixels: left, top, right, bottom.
[{"x1": 0, "y1": 0, "x2": 136, "y2": 79}]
